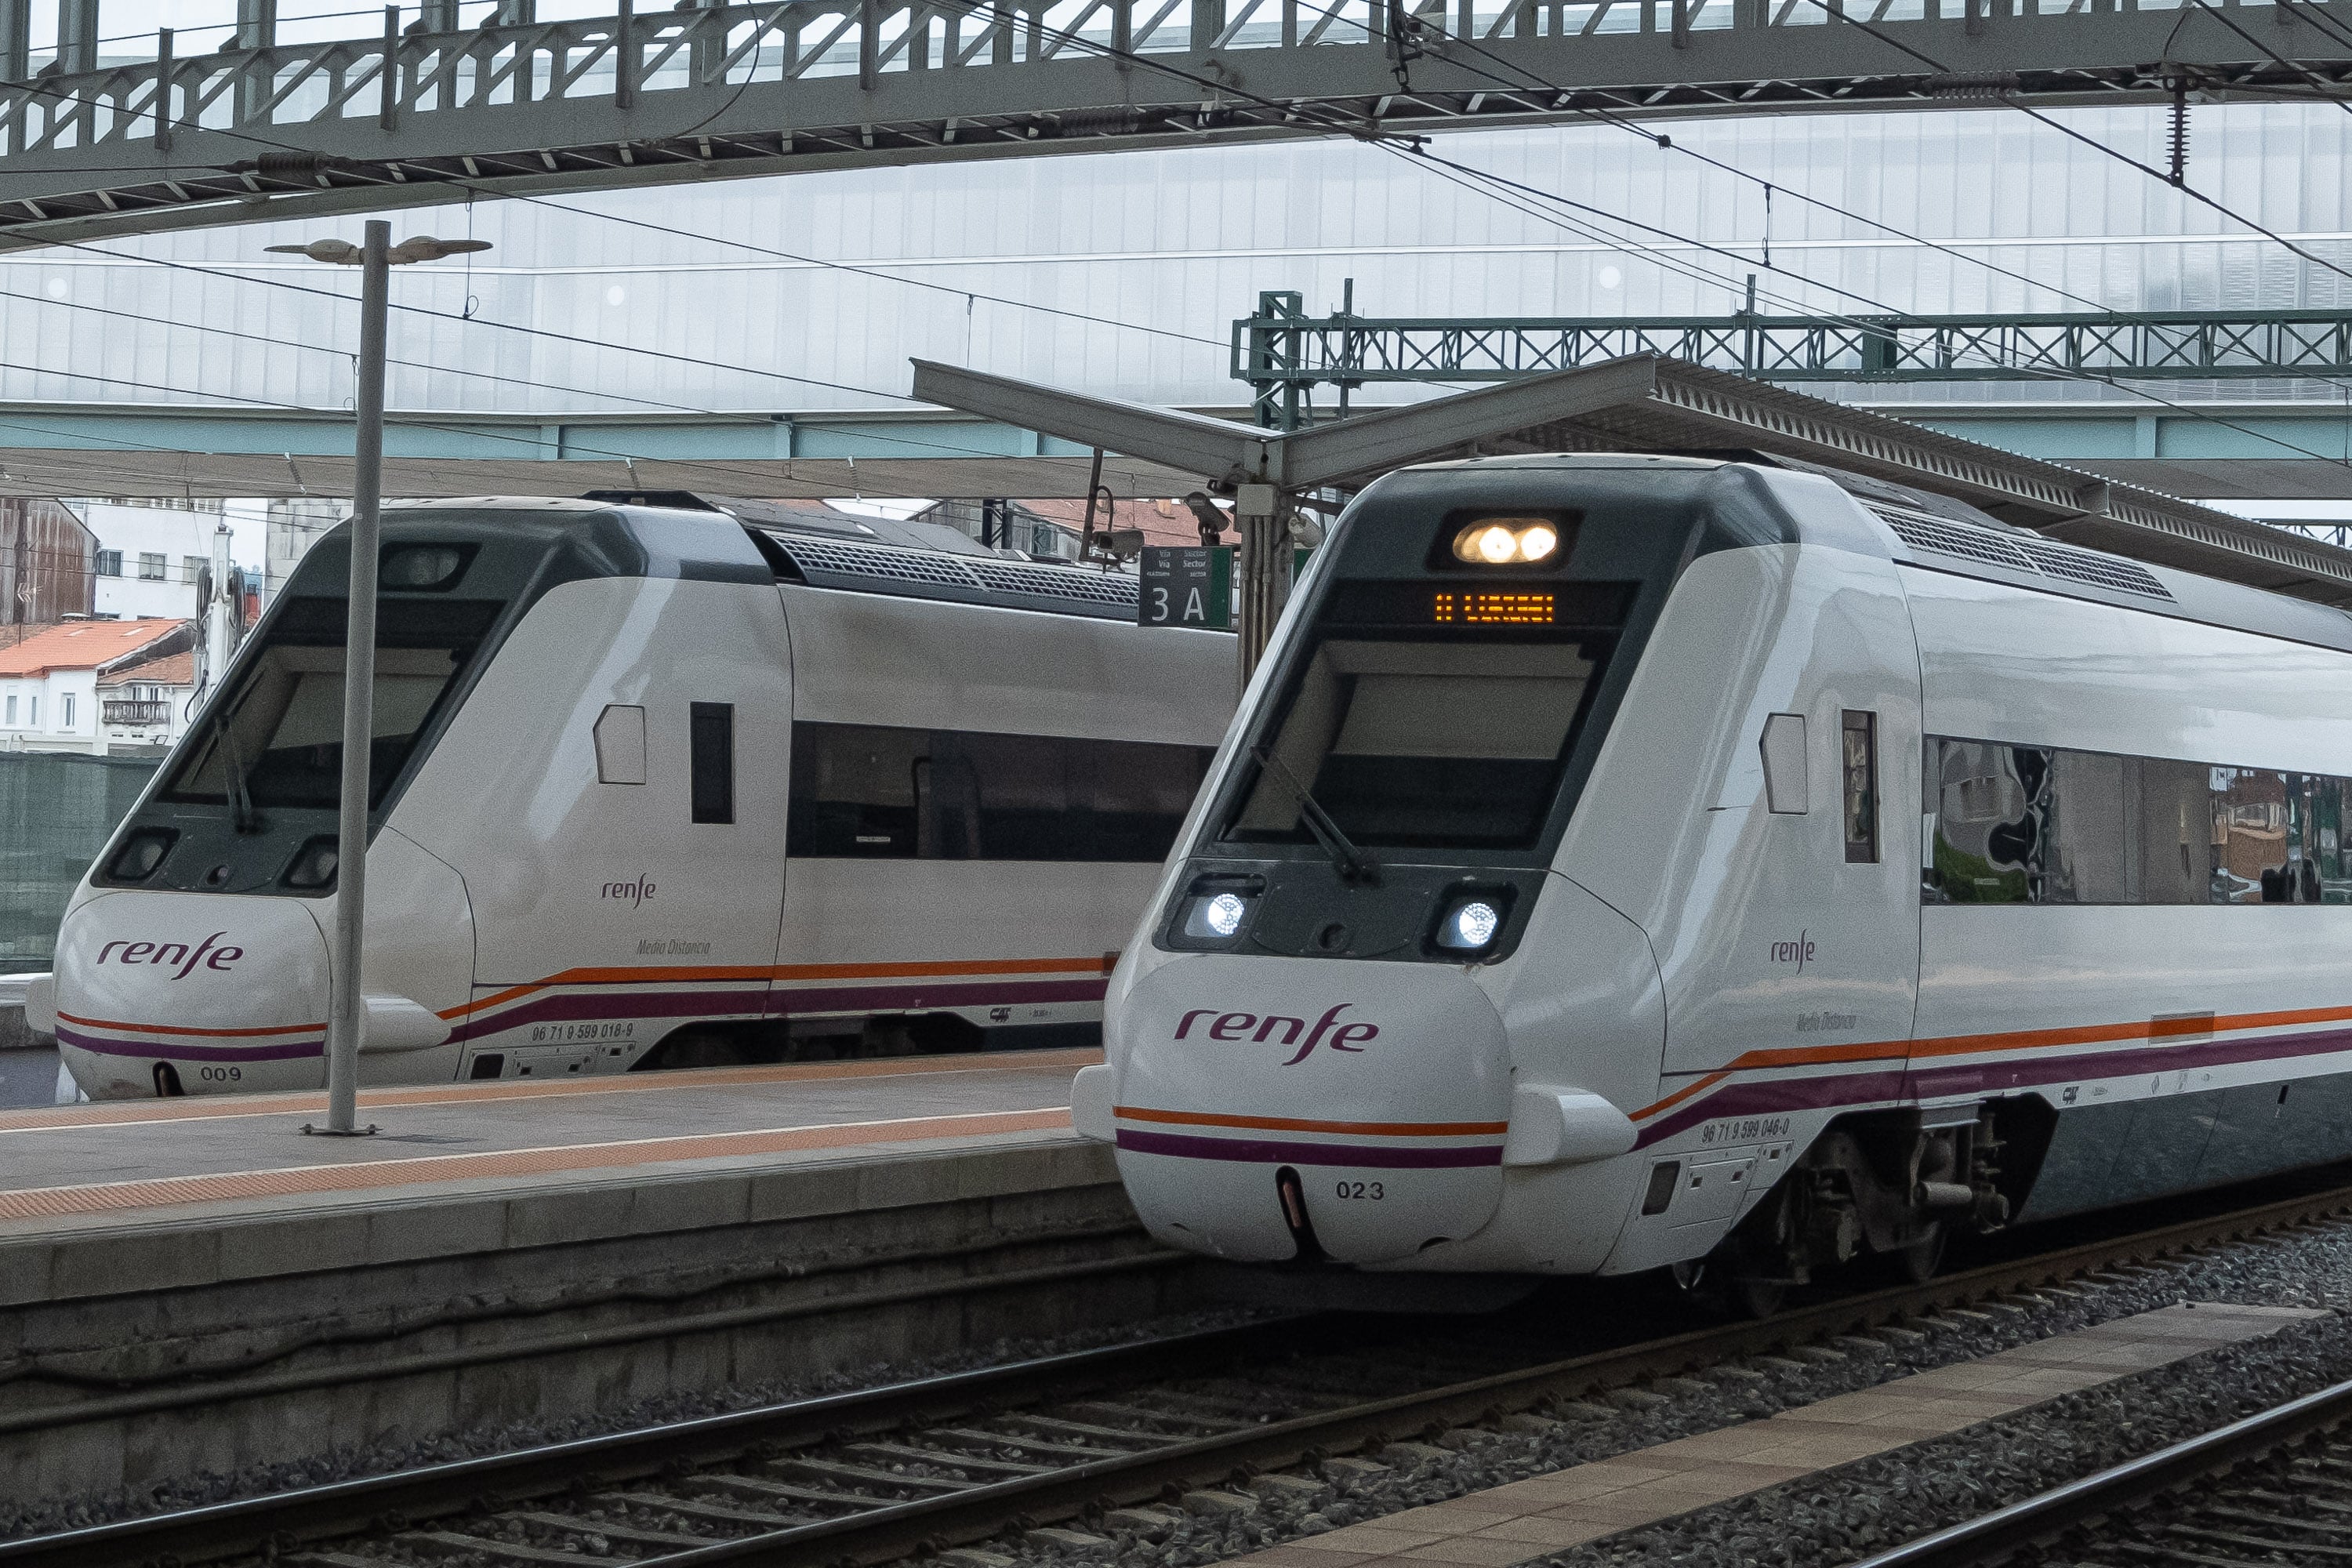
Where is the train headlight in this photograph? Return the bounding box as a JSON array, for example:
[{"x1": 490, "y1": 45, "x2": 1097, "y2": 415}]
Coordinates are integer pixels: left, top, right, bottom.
[
  {"x1": 1431, "y1": 890, "x2": 1513, "y2": 956},
  {"x1": 106, "y1": 827, "x2": 176, "y2": 883},
  {"x1": 1200, "y1": 893, "x2": 1249, "y2": 938},
  {"x1": 1181, "y1": 891, "x2": 1256, "y2": 943},
  {"x1": 281, "y1": 834, "x2": 340, "y2": 891},
  {"x1": 1172, "y1": 876, "x2": 1265, "y2": 949},
  {"x1": 1450, "y1": 517, "x2": 1562, "y2": 566}
]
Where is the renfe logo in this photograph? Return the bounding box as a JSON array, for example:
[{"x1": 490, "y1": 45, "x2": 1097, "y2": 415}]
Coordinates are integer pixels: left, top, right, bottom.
[
  {"x1": 96, "y1": 931, "x2": 243, "y2": 978},
  {"x1": 1769, "y1": 930, "x2": 1816, "y2": 974},
  {"x1": 602, "y1": 877, "x2": 655, "y2": 907},
  {"x1": 1174, "y1": 1003, "x2": 1378, "y2": 1067}
]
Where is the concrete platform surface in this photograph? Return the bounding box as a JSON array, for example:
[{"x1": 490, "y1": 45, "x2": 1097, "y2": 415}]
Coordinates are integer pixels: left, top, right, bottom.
[{"x1": 0, "y1": 1048, "x2": 1097, "y2": 1254}]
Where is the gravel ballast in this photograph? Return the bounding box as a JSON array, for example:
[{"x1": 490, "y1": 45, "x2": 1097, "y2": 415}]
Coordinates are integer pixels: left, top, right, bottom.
[{"x1": 1000, "y1": 1218, "x2": 2352, "y2": 1568}]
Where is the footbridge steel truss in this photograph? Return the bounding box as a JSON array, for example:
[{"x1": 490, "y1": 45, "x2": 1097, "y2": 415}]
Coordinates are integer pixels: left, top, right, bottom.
[{"x1": 2, "y1": 0, "x2": 2350, "y2": 250}]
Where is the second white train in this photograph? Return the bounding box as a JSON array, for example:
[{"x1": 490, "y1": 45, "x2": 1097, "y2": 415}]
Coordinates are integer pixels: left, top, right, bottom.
[{"x1": 1081, "y1": 452, "x2": 2352, "y2": 1305}]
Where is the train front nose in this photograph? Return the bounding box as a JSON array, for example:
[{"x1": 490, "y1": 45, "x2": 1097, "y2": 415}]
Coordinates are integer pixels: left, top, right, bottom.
[
  {"x1": 1109, "y1": 956, "x2": 1513, "y2": 1265},
  {"x1": 54, "y1": 893, "x2": 329, "y2": 1098}
]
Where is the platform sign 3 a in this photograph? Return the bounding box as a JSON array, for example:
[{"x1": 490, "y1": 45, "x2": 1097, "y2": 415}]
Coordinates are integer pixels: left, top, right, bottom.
[{"x1": 1138, "y1": 546, "x2": 1233, "y2": 630}]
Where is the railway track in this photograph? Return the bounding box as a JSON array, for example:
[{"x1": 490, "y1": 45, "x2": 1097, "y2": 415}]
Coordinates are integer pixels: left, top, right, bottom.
[
  {"x1": 1849, "y1": 1371, "x2": 2352, "y2": 1568},
  {"x1": 11, "y1": 1177, "x2": 2352, "y2": 1568}
]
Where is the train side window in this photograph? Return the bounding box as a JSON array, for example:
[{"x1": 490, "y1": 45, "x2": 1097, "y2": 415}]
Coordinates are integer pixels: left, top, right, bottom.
[
  {"x1": 1759, "y1": 713, "x2": 1807, "y2": 814},
  {"x1": 2212, "y1": 766, "x2": 2290, "y2": 904},
  {"x1": 593, "y1": 704, "x2": 646, "y2": 785},
  {"x1": 1841, "y1": 710, "x2": 1878, "y2": 864},
  {"x1": 788, "y1": 723, "x2": 920, "y2": 855},
  {"x1": 690, "y1": 702, "x2": 735, "y2": 825}
]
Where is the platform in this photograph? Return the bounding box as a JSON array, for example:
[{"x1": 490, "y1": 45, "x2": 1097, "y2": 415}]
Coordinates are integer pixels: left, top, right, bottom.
[
  {"x1": 0, "y1": 1047, "x2": 1105, "y2": 1307},
  {"x1": 0, "y1": 1048, "x2": 1174, "y2": 1511}
]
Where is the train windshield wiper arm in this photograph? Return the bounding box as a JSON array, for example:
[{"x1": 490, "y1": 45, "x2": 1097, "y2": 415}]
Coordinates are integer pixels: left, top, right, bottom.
[
  {"x1": 218, "y1": 718, "x2": 259, "y2": 835},
  {"x1": 1251, "y1": 745, "x2": 1378, "y2": 885}
]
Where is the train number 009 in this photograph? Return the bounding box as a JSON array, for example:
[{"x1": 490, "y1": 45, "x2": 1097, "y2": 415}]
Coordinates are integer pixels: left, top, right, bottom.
[{"x1": 1334, "y1": 1180, "x2": 1385, "y2": 1200}]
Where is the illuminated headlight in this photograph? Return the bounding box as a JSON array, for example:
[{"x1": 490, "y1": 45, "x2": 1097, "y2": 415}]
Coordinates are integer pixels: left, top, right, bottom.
[
  {"x1": 1434, "y1": 896, "x2": 1504, "y2": 953},
  {"x1": 1451, "y1": 517, "x2": 1561, "y2": 566},
  {"x1": 1182, "y1": 890, "x2": 1257, "y2": 942}
]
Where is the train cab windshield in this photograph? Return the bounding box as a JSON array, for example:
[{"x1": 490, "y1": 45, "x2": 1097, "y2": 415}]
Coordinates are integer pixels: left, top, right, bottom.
[
  {"x1": 163, "y1": 596, "x2": 506, "y2": 813},
  {"x1": 1221, "y1": 577, "x2": 1632, "y2": 852}
]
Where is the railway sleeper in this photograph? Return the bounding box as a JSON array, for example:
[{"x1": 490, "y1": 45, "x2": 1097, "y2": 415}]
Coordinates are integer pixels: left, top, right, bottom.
[
  {"x1": 397, "y1": 1529, "x2": 615, "y2": 1566},
  {"x1": 768, "y1": 1454, "x2": 979, "y2": 1492},
  {"x1": 692, "y1": 1471, "x2": 885, "y2": 1512},
  {"x1": 990, "y1": 1413, "x2": 1175, "y2": 1450},
  {"x1": 498, "y1": 1508, "x2": 713, "y2": 1549},
  {"x1": 1061, "y1": 1399, "x2": 1253, "y2": 1432},
  {"x1": 933, "y1": 1423, "x2": 1159, "y2": 1459},
  {"x1": 602, "y1": 1490, "x2": 803, "y2": 1526},
  {"x1": 843, "y1": 1439, "x2": 1058, "y2": 1476}
]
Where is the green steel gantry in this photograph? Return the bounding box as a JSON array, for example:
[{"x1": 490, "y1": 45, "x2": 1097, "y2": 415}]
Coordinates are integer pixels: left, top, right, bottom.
[{"x1": 1234, "y1": 290, "x2": 2352, "y2": 430}]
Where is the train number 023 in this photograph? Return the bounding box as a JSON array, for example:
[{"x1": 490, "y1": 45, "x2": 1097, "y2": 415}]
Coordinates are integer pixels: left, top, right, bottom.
[{"x1": 1334, "y1": 1180, "x2": 1385, "y2": 1200}]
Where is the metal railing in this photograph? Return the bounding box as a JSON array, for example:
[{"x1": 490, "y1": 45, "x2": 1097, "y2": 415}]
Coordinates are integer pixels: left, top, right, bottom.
[
  {"x1": 0, "y1": 0, "x2": 2343, "y2": 248},
  {"x1": 100, "y1": 699, "x2": 171, "y2": 726}
]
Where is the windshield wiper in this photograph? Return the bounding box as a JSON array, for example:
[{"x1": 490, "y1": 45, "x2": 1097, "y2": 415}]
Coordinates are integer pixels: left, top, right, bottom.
[
  {"x1": 1251, "y1": 745, "x2": 1378, "y2": 885},
  {"x1": 217, "y1": 718, "x2": 260, "y2": 835}
]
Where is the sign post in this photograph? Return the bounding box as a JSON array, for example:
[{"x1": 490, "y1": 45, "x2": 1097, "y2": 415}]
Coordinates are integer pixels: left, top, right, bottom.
[{"x1": 1138, "y1": 546, "x2": 1233, "y2": 630}]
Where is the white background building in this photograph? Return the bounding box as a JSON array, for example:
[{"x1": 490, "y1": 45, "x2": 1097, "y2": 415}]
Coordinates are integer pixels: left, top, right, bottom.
[
  {"x1": 0, "y1": 619, "x2": 191, "y2": 754},
  {"x1": 96, "y1": 647, "x2": 194, "y2": 753},
  {"x1": 78, "y1": 499, "x2": 257, "y2": 621}
]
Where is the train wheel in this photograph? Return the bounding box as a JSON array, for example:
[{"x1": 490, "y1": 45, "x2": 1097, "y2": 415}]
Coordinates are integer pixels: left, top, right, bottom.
[
  {"x1": 1895, "y1": 1222, "x2": 1947, "y2": 1284},
  {"x1": 1668, "y1": 1257, "x2": 1785, "y2": 1319}
]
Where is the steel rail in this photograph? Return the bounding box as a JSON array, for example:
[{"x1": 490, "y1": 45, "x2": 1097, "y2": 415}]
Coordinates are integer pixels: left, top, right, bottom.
[
  {"x1": 1843, "y1": 1372, "x2": 2352, "y2": 1568},
  {"x1": 8, "y1": 1174, "x2": 2352, "y2": 1568}
]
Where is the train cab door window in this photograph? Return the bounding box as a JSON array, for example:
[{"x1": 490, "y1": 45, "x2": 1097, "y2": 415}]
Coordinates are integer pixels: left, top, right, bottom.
[
  {"x1": 1840, "y1": 710, "x2": 1878, "y2": 864},
  {"x1": 1760, "y1": 713, "x2": 1807, "y2": 815},
  {"x1": 690, "y1": 702, "x2": 735, "y2": 824},
  {"x1": 593, "y1": 704, "x2": 646, "y2": 785}
]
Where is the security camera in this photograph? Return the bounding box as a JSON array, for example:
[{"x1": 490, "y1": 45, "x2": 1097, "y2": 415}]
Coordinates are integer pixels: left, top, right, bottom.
[{"x1": 1182, "y1": 491, "x2": 1231, "y2": 545}]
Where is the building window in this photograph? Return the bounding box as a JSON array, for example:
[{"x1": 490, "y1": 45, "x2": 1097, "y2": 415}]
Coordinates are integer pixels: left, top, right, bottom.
[
  {"x1": 137, "y1": 553, "x2": 165, "y2": 581},
  {"x1": 26, "y1": 695, "x2": 36, "y2": 727},
  {"x1": 3, "y1": 695, "x2": 13, "y2": 726},
  {"x1": 183, "y1": 554, "x2": 206, "y2": 585},
  {"x1": 61, "y1": 694, "x2": 73, "y2": 728},
  {"x1": 94, "y1": 550, "x2": 122, "y2": 577}
]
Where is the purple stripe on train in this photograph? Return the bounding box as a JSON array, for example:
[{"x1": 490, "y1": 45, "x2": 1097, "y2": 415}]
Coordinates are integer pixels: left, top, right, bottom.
[
  {"x1": 1116, "y1": 1127, "x2": 1504, "y2": 1169},
  {"x1": 53, "y1": 1023, "x2": 325, "y2": 1063},
  {"x1": 451, "y1": 978, "x2": 1107, "y2": 1042},
  {"x1": 1633, "y1": 1021, "x2": 2352, "y2": 1149}
]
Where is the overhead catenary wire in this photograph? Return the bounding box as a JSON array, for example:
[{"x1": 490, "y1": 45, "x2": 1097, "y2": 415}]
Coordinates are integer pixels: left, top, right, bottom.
[{"x1": 1386, "y1": 143, "x2": 2352, "y2": 470}]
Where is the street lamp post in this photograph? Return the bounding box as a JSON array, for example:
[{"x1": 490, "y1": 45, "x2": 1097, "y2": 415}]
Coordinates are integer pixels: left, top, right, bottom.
[{"x1": 270, "y1": 221, "x2": 489, "y2": 1136}]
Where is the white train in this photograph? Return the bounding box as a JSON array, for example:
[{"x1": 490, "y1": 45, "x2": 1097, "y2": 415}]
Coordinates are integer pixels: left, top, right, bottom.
[
  {"x1": 34, "y1": 497, "x2": 1232, "y2": 1101},
  {"x1": 1078, "y1": 453, "x2": 2352, "y2": 1309}
]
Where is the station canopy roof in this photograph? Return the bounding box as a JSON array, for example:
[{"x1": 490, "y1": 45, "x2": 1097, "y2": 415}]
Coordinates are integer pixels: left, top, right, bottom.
[{"x1": 912, "y1": 354, "x2": 2352, "y2": 609}]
